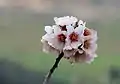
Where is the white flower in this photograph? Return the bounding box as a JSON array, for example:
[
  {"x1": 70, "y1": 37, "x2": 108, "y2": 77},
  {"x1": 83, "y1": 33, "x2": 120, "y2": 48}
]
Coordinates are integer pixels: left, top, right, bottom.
[
  {"x1": 54, "y1": 16, "x2": 78, "y2": 26},
  {"x1": 83, "y1": 28, "x2": 98, "y2": 42},
  {"x1": 41, "y1": 16, "x2": 98, "y2": 64},
  {"x1": 41, "y1": 25, "x2": 66, "y2": 52},
  {"x1": 63, "y1": 24, "x2": 85, "y2": 50}
]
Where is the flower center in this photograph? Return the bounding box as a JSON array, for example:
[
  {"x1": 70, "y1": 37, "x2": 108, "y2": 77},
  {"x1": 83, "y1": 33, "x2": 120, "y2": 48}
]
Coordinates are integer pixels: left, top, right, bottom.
[
  {"x1": 59, "y1": 25, "x2": 67, "y2": 31},
  {"x1": 84, "y1": 40, "x2": 90, "y2": 49},
  {"x1": 69, "y1": 32, "x2": 78, "y2": 42},
  {"x1": 83, "y1": 28, "x2": 91, "y2": 36},
  {"x1": 58, "y1": 34, "x2": 66, "y2": 42}
]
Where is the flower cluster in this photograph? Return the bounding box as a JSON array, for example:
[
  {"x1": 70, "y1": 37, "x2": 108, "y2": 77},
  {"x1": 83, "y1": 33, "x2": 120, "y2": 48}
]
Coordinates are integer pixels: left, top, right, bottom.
[{"x1": 41, "y1": 16, "x2": 97, "y2": 63}]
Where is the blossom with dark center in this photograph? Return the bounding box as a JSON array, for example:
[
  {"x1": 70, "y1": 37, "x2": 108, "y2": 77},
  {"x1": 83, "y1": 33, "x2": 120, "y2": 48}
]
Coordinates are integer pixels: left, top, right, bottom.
[
  {"x1": 63, "y1": 25, "x2": 85, "y2": 50},
  {"x1": 41, "y1": 16, "x2": 98, "y2": 64},
  {"x1": 41, "y1": 25, "x2": 66, "y2": 52}
]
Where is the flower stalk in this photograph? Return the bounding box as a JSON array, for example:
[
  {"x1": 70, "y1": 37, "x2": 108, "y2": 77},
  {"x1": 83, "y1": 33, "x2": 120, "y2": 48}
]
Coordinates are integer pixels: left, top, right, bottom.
[{"x1": 43, "y1": 52, "x2": 64, "y2": 84}]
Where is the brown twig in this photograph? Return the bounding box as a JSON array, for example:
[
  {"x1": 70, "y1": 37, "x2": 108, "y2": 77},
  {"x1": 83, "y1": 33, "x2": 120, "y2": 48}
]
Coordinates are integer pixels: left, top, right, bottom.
[{"x1": 42, "y1": 52, "x2": 64, "y2": 84}]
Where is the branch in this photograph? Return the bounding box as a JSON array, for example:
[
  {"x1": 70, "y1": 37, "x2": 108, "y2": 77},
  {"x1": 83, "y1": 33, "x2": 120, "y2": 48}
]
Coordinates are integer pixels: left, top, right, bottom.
[{"x1": 42, "y1": 52, "x2": 64, "y2": 84}]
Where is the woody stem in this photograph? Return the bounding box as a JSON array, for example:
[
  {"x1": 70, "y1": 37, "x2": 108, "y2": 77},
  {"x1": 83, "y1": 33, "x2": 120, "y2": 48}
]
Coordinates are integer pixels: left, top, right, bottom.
[{"x1": 42, "y1": 52, "x2": 64, "y2": 84}]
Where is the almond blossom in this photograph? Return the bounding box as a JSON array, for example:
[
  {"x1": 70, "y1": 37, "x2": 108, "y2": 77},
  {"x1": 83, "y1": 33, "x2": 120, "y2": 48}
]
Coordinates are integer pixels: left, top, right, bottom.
[
  {"x1": 41, "y1": 25, "x2": 66, "y2": 53},
  {"x1": 41, "y1": 16, "x2": 97, "y2": 63},
  {"x1": 41, "y1": 16, "x2": 98, "y2": 84}
]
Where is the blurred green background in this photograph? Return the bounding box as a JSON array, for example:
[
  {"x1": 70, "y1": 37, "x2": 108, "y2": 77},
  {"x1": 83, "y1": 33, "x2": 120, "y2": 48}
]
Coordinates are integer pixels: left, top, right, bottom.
[{"x1": 0, "y1": 0, "x2": 120, "y2": 84}]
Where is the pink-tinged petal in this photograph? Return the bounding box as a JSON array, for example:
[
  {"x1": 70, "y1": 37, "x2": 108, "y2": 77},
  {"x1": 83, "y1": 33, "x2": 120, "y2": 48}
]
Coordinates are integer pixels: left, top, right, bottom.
[
  {"x1": 64, "y1": 45, "x2": 72, "y2": 50},
  {"x1": 68, "y1": 50, "x2": 97, "y2": 63},
  {"x1": 91, "y1": 29, "x2": 98, "y2": 42},
  {"x1": 64, "y1": 49, "x2": 76, "y2": 57},
  {"x1": 41, "y1": 34, "x2": 54, "y2": 42},
  {"x1": 41, "y1": 34, "x2": 49, "y2": 41},
  {"x1": 84, "y1": 43, "x2": 97, "y2": 53},
  {"x1": 53, "y1": 25, "x2": 61, "y2": 35},
  {"x1": 85, "y1": 53, "x2": 97, "y2": 64},
  {"x1": 54, "y1": 16, "x2": 72, "y2": 26},
  {"x1": 45, "y1": 26, "x2": 53, "y2": 34},
  {"x1": 71, "y1": 41, "x2": 82, "y2": 49},
  {"x1": 47, "y1": 36, "x2": 64, "y2": 51},
  {"x1": 90, "y1": 43, "x2": 97, "y2": 52},
  {"x1": 64, "y1": 38, "x2": 72, "y2": 50},
  {"x1": 42, "y1": 40, "x2": 60, "y2": 55},
  {"x1": 83, "y1": 28, "x2": 97, "y2": 42},
  {"x1": 69, "y1": 51, "x2": 86, "y2": 63}
]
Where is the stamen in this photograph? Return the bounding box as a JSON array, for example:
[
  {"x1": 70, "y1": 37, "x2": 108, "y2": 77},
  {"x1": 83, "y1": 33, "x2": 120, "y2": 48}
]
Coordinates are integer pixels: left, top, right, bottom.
[
  {"x1": 58, "y1": 34, "x2": 66, "y2": 42},
  {"x1": 83, "y1": 28, "x2": 91, "y2": 36},
  {"x1": 69, "y1": 32, "x2": 78, "y2": 42}
]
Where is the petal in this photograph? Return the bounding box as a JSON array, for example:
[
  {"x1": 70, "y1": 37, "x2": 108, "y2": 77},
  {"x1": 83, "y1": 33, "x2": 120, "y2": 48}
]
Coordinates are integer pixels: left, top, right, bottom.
[
  {"x1": 71, "y1": 41, "x2": 82, "y2": 49},
  {"x1": 41, "y1": 34, "x2": 49, "y2": 41},
  {"x1": 42, "y1": 41, "x2": 60, "y2": 55},
  {"x1": 90, "y1": 43, "x2": 97, "y2": 52},
  {"x1": 85, "y1": 53, "x2": 97, "y2": 64},
  {"x1": 54, "y1": 17, "x2": 58, "y2": 24},
  {"x1": 66, "y1": 25, "x2": 74, "y2": 35},
  {"x1": 85, "y1": 57, "x2": 95, "y2": 64},
  {"x1": 83, "y1": 43, "x2": 97, "y2": 54},
  {"x1": 64, "y1": 49, "x2": 76, "y2": 57},
  {"x1": 69, "y1": 51, "x2": 86, "y2": 63},
  {"x1": 53, "y1": 25, "x2": 61, "y2": 35},
  {"x1": 91, "y1": 29, "x2": 98, "y2": 42},
  {"x1": 42, "y1": 34, "x2": 54, "y2": 42},
  {"x1": 45, "y1": 26, "x2": 53, "y2": 34},
  {"x1": 64, "y1": 38, "x2": 72, "y2": 50},
  {"x1": 54, "y1": 16, "x2": 71, "y2": 26},
  {"x1": 75, "y1": 26, "x2": 85, "y2": 35},
  {"x1": 70, "y1": 16, "x2": 78, "y2": 24},
  {"x1": 83, "y1": 28, "x2": 97, "y2": 41},
  {"x1": 47, "y1": 36, "x2": 64, "y2": 51},
  {"x1": 78, "y1": 20, "x2": 84, "y2": 25}
]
